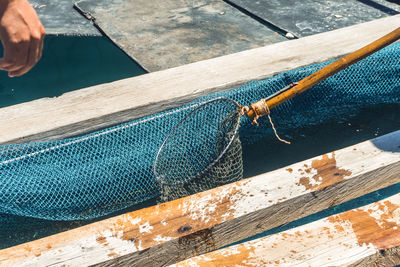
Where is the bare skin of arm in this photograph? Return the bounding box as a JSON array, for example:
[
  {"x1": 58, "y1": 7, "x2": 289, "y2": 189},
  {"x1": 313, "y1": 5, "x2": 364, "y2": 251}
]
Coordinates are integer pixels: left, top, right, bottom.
[{"x1": 0, "y1": 0, "x2": 45, "y2": 77}]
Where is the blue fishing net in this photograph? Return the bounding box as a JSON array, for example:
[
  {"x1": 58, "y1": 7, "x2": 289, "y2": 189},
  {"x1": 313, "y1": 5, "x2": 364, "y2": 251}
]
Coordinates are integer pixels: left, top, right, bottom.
[{"x1": 0, "y1": 43, "x2": 399, "y2": 221}]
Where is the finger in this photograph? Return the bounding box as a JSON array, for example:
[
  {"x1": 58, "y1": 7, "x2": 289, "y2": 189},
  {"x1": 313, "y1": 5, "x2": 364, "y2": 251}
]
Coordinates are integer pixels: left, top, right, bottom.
[
  {"x1": 0, "y1": 58, "x2": 15, "y2": 70},
  {"x1": 0, "y1": 43, "x2": 16, "y2": 70},
  {"x1": 10, "y1": 26, "x2": 45, "y2": 77},
  {"x1": 5, "y1": 41, "x2": 31, "y2": 76},
  {"x1": 9, "y1": 38, "x2": 39, "y2": 77},
  {"x1": 38, "y1": 26, "x2": 45, "y2": 60},
  {"x1": 1, "y1": 49, "x2": 29, "y2": 73}
]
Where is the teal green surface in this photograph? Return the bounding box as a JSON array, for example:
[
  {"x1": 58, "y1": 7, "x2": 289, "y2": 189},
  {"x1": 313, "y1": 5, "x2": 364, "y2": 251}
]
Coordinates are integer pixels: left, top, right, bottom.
[
  {"x1": 0, "y1": 41, "x2": 399, "y2": 251},
  {"x1": 0, "y1": 36, "x2": 146, "y2": 108}
]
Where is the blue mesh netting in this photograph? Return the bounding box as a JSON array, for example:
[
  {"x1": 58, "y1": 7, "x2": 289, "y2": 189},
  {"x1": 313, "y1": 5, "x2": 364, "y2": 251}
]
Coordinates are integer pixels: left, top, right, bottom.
[{"x1": 0, "y1": 43, "x2": 399, "y2": 221}]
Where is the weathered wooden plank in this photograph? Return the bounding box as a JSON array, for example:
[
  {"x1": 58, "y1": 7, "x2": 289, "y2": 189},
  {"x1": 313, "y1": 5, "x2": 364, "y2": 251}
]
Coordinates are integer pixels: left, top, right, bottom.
[
  {"x1": 227, "y1": 0, "x2": 399, "y2": 37},
  {"x1": 29, "y1": 0, "x2": 100, "y2": 36},
  {"x1": 174, "y1": 193, "x2": 400, "y2": 266},
  {"x1": 1, "y1": 130, "x2": 400, "y2": 266},
  {"x1": 348, "y1": 246, "x2": 400, "y2": 267},
  {"x1": 74, "y1": 0, "x2": 286, "y2": 71},
  {"x1": 0, "y1": 15, "x2": 398, "y2": 145}
]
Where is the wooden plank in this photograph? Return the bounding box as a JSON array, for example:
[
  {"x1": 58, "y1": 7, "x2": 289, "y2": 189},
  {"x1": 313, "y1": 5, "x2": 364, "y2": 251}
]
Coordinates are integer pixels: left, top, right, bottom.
[
  {"x1": 174, "y1": 193, "x2": 400, "y2": 267},
  {"x1": 227, "y1": 0, "x2": 399, "y2": 37},
  {"x1": 74, "y1": 0, "x2": 286, "y2": 71},
  {"x1": 29, "y1": 0, "x2": 100, "y2": 36},
  {"x1": 0, "y1": 15, "x2": 398, "y2": 145},
  {"x1": 348, "y1": 246, "x2": 400, "y2": 267},
  {"x1": 1, "y1": 130, "x2": 400, "y2": 266}
]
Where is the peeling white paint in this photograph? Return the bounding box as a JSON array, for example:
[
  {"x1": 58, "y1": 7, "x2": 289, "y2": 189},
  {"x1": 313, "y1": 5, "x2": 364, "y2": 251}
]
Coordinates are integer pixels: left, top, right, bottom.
[
  {"x1": 15, "y1": 233, "x2": 139, "y2": 267},
  {"x1": 183, "y1": 186, "x2": 236, "y2": 223},
  {"x1": 139, "y1": 222, "x2": 154, "y2": 233},
  {"x1": 230, "y1": 161, "x2": 316, "y2": 218},
  {"x1": 128, "y1": 217, "x2": 142, "y2": 225},
  {"x1": 137, "y1": 240, "x2": 143, "y2": 251},
  {"x1": 154, "y1": 235, "x2": 173, "y2": 243}
]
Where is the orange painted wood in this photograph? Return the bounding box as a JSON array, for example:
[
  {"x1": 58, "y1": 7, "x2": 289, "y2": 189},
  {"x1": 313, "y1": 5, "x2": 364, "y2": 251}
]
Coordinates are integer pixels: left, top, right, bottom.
[{"x1": 174, "y1": 194, "x2": 400, "y2": 266}]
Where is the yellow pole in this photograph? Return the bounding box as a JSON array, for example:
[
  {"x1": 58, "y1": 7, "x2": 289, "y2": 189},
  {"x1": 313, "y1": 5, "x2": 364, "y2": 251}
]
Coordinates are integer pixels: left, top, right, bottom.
[{"x1": 245, "y1": 27, "x2": 400, "y2": 122}]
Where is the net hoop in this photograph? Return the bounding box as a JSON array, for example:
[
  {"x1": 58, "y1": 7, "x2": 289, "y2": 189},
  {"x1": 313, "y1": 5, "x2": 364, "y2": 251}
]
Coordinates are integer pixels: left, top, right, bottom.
[{"x1": 153, "y1": 98, "x2": 242, "y2": 186}]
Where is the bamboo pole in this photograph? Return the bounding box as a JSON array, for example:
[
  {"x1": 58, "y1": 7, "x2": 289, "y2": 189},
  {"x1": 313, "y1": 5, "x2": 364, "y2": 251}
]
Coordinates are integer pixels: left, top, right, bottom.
[{"x1": 245, "y1": 27, "x2": 400, "y2": 122}]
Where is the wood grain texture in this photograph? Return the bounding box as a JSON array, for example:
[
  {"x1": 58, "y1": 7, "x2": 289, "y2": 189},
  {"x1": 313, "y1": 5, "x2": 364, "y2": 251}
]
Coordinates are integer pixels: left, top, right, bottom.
[
  {"x1": 1, "y1": 130, "x2": 400, "y2": 266},
  {"x1": 174, "y1": 194, "x2": 400, "y2": 267},
  {"x1": 74, "y1": 0, "x2": 286, "y2": 71},
  {"x1": 0, "y1": 15, "x2": 399, "y2": 145},
  {"x1": 348, "y1": 246, "x2": 400, "y2": 267}
]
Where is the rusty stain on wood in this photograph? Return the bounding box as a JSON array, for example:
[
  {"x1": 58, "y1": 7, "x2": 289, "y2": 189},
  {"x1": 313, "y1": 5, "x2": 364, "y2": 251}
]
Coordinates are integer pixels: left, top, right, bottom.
[
  {"x1": 329, "y1": 200, "x2": 400, "y2": 250},
  {"x1": 90, "y1": 181, "x2": 245, "y2": 253},
  {"x1": 177, "y1": 242, "x2": 256, "y2": 266},
  {"x1": 296, "y1": 152, "x2": 352, "y2": 190},
  {"x1": 107, "y1": 252, "x2": 120, "y2": 258},
  {"x1": 96, "y1": 236, "x2": 107, "y2": 245},
  {"x1": 176, "y1": 196, "x2": 400, "y2": 266}
]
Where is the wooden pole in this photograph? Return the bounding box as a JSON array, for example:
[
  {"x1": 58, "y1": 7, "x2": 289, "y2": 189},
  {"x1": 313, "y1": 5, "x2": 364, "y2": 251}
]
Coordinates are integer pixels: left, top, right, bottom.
[{"x1": 245, "y1": 27, "x2": 400, "y2": 122}]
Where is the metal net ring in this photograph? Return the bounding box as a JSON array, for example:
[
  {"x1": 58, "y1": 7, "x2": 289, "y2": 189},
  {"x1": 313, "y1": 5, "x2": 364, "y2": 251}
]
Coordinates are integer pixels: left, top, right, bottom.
[{"x1": 153, "y1": 98, "x2": 243, "y2": 201}]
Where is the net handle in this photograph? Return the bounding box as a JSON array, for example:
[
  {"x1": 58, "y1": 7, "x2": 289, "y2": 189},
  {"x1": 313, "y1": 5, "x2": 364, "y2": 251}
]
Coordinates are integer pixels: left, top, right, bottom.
[{"x1": 244, "y1": 27, "x2": 400, "y2": 122}]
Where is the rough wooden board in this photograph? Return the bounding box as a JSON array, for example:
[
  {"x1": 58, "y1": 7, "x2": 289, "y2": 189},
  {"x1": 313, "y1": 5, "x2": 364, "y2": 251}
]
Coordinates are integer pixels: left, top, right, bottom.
[
  {"x1": 74, "y1": 0, "x2": 286, "y2": 71},
  {"x1": 1, "y1": 130, "x2": 400, "y2": 266},
  {"x1": 174, "y1": 193, "x2": 400, "y2": 267},
  {"x1": 0, "y1": 15, "x2": 398, "y2": 145},
  {"x1": 29, "y1": 0, "x2": 100, "y2": 36},
  {"x1": 348, "y1": 246, "x2": 400, "y2": 267},
  {"x1": 227, "y1": 0, "x2": 399, "y2": 37}
]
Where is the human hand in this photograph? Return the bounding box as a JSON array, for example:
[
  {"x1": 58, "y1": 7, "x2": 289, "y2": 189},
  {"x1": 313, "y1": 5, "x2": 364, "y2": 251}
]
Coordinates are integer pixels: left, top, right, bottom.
[{"x1": 0, "y1": 0, "x2": 45, "y2": 77}]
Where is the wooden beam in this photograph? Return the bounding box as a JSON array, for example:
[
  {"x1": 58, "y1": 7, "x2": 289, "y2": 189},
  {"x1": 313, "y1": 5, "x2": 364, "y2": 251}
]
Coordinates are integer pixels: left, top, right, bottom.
[
  {"x1": 1, "y1": 130, "x2": 400, "y2": 266},
  {"x1": 174, "y1": 194, "x2": 400, "y2": 266},
  {"x1": 0, "y1": 15, "x2": 398, "y2": 144}
]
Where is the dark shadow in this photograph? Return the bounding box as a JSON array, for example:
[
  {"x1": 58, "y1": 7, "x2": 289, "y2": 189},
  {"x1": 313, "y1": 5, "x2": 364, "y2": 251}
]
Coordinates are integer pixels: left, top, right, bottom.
[
  {"x1": 222, "y1": 0, "x2": 297, "y2": 39},
  {"x1": 386, "y1": 0, "x2": 400, "y2": 4},
  {"x1": 371, "y1": 130, "x2": 400, "y2": 153},
  {"x1": 242, "y1": 103, "x2": 400, "y2": 178},
  {"x1": 356, "y1": 0, "x2": 399, "y2": 15}
]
